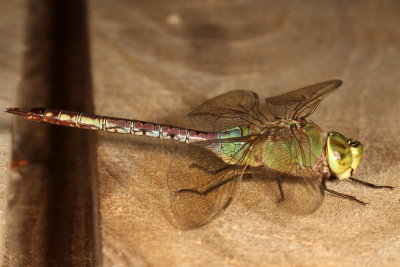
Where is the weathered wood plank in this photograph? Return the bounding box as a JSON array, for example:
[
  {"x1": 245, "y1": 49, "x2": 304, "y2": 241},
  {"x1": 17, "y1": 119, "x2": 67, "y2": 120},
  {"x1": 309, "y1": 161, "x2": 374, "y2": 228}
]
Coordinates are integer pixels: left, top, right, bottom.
[
  {"x1": 3, "y1": 1, "x2": 100, "y2": 265},
  {"x1": 0, "y1": 1, "x2": 25, "y2": 265},
  {"x1": 3, "y1": 0, "x2": 399, "y2": 265}
]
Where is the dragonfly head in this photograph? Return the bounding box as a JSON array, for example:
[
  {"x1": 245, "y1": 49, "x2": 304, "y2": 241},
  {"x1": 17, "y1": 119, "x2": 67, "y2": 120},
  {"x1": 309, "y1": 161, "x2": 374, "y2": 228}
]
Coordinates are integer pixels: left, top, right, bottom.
[{"x1": 326, "y1": 131, "x2": 363, "y2": 180}]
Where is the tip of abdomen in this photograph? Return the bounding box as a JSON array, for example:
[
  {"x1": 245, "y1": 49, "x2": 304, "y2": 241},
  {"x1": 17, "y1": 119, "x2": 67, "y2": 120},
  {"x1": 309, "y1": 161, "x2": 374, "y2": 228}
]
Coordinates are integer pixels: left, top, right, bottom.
[
  {"x1": 6, "y1": 107, "x2": 31, "y2": 116},
  {"x1": 6, "y1": 107, "x2": 47, "y2": 122}
]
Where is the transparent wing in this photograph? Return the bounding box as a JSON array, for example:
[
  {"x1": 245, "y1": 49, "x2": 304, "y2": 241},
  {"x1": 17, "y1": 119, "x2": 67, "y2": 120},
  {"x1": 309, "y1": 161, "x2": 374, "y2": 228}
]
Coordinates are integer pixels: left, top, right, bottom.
[
  {"x1": 265, "y1": 80, "x2": 342, "y2": 120},
  {"x1": 259, "y1": 166, "x2": 324, "y2": 215},
  {"x1": 188, "y1": 90, "x2": 266, "y2": 132},
  {"x1": 168, "y1": 137, "x2": 256, "y2": 229},
  {"x1": 251, "y1": 127, "x2": 324, "y2": 214}
]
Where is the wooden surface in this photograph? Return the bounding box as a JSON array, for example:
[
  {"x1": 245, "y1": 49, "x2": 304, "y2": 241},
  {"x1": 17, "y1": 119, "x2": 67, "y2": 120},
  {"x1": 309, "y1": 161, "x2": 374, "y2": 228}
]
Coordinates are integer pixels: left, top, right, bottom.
[
  {"x1": 2, "y1": 1, "x2": 100, "y2": 265},
  {"x1": 0, "y1": 1, "x2": 24, "y2": 265},
  {"x1": 3, "y1": 0, "x2": 400, "y2": 266},
  {"x1": 91, "y1": 0, "x2": 400, "y2": 266}
]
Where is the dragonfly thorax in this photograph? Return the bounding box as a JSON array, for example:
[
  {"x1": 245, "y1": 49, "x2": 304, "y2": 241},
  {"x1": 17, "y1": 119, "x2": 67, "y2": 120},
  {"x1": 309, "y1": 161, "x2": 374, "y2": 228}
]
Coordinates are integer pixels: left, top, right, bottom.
[
  {"x1": 248, "y1": 120, "x2": 364, "y2": 181},
  {"x1": 248, "y1": 121, "x2": 327, "y2": 173}
]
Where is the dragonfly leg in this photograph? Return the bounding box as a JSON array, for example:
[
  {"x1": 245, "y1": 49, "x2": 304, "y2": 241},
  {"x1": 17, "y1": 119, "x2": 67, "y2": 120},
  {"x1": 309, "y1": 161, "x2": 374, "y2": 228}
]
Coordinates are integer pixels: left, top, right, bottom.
[
  {"x1": 242, "y1": 172, "x2": 252, "y2": 180},
  {"x1": 327, "y1": 175, "x2": 337, "y2": 181},
  {"x1": 321, "y1": 175, "x2": 366, "y2": 205},
  {"x1": 190, "y1": 164, "x2": 233, "y2": 175},
  {"x1": 276, "y1": 178, "x2": 285, "y2": 203},
  {"x1": 177, "y1": 174, "x2": 239, "y2": 195},
  {"x1": 349, "y1": 177, "x2": 394, "y2": 189}
]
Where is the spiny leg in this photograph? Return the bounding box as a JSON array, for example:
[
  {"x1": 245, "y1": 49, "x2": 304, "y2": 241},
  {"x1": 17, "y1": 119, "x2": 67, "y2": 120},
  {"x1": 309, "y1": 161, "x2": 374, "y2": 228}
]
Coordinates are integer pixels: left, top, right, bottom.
[
  {"x1": 276, "y1": 177, "x2": 285, "y2": 203},
  {"x1": 349, "y1": 177, "x2": 394, "y2": 189},
  {"x1": 330, "y1": 175, "x2": 394, "y2": 189},
  {"x1": 177, "y1": 174, "x2": 238, "y2": 195},
  {"x1": 322, "y1": 175, "x2": 366, "y2": 205}
]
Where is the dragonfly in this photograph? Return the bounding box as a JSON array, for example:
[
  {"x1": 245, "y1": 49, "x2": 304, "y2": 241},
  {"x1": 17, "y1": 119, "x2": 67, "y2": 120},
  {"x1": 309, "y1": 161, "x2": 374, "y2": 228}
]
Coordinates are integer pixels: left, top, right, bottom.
[{"x1": 6, "y1": 80, "x2": 393, "y2": 229}]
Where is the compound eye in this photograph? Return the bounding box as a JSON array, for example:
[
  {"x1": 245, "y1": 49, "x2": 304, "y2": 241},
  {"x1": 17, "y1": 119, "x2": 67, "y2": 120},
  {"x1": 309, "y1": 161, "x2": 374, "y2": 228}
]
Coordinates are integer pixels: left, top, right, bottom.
[
  {"x1": 349, "y1": 141, "x2": 363, "y2": 171},
  {"x1": 326, "y1": 132, "x2": 352, "y2": 177}
]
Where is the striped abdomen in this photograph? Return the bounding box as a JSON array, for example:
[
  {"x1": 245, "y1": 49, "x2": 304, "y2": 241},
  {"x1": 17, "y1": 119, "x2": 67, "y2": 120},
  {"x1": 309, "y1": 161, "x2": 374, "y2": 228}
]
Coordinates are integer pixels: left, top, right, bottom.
[{"x1": 7, "y1": 107, "x2": 254, "y2": 143}]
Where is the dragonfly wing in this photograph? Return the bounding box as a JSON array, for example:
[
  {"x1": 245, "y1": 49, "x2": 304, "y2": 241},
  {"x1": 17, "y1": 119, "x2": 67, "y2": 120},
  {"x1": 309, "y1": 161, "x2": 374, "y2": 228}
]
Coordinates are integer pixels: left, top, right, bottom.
[
  {"x1": 188, "y1": 90, "x2": 266, "y2": 132},
  {"x1": 259, "y1": 166, "x2": 324, "y2": 215},
  {"x1": 252, "y1": 127, "x2": 324, "y2": 214},
  {"x1": 168, "y1": 137, "x2": 254, "y2": 229},
  {"x1": 265, "y1": 80, "x2": 342, "y2": 120}
]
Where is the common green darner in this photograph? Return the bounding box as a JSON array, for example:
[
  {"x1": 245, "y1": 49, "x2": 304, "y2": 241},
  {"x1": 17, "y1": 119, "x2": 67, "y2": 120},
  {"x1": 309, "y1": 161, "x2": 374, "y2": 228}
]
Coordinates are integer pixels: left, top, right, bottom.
[{"x1": 6, "y1": 80, "x2": 393, "y2": 229}]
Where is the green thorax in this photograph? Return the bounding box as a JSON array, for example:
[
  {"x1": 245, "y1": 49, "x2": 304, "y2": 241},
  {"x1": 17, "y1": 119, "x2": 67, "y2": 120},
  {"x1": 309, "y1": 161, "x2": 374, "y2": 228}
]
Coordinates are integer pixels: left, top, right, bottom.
[
  {"x1": 211, "y1": 122, "x2": 325, "y2": 172},
  {"x1": 252, "y1": 120, "x2": 324, "y2": 172}
]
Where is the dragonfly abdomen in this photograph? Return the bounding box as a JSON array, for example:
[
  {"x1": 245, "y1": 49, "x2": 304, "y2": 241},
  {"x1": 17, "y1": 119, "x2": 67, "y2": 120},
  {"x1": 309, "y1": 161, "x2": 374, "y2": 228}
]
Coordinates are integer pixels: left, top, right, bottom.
[
  {"x1": 6, "y1": 108, "x2": 253, "y2": 144},
  {"x1": 99, "y1": 115, "x2": 222, "y2": 143},
  {"x1": 6, "y1": 107, "x2": 226, "y2": 143},
  {"x1": 102, "y1": 118, "x2": 255, "y2": 143}
]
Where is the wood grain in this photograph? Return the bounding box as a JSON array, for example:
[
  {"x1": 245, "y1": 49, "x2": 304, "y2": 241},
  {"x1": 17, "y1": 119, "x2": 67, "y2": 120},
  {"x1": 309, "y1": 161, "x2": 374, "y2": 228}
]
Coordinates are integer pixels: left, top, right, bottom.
[
  {"x1": 90, "y1": 0, "x2": 400, "y2": 266},
  {"x1": 3, "y1": 1, "x2": 100, "y2": 265},
  {"x1": 2, "y1": 0, "x2": 400, "y2": 266},
  {"x1": 0, "y1": 2, "x2": 24, "y2": 265}
]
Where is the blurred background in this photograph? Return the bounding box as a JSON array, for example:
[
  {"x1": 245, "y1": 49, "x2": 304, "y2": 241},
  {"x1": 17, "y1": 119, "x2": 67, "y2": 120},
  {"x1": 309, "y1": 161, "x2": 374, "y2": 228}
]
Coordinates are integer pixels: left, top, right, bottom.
[{"x1": 1, "y1": 0, "x2": 399, "y2": 265}]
